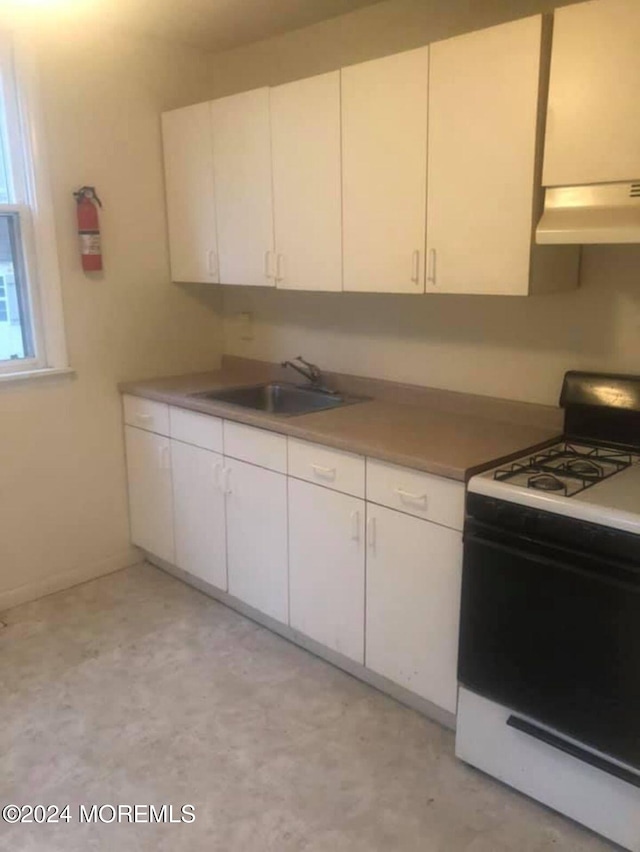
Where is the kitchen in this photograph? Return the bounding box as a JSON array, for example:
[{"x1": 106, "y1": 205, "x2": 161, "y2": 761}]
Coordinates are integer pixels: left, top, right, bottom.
[{"x1": 1, "y1": 0, "x2": 639, "y2": 849}]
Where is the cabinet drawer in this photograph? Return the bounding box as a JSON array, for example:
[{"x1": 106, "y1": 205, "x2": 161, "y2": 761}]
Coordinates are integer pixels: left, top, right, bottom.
[
  {"x1": 288, "y1": 438, "x2": 364, "y2": 498},
  {"x1": 169, "y1": 406, "x2": 223, "y2": 453},
  {"x1": 366, "y1": 459, "x2": 464, "y2": 531},
  {"x1": 123, "y1": 395, "x2": 170, "y2": 436},
  {"x1": 223, "y1": 420, "x2": 287, "y2": 473}
]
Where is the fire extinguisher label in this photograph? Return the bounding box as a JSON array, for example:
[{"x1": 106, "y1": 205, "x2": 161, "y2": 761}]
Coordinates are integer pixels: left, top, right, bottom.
[{"x1": 79, "y1": 231, "x2": 101, "y2": 255}]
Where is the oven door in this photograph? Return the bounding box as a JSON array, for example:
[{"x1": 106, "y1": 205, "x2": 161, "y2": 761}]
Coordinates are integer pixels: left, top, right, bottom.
[{"x1": 458, "y1": 517, "x2": 640, "y2": 771}]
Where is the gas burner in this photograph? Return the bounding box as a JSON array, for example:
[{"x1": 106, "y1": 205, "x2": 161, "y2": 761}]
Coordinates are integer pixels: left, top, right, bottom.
[
  {"x1": 565, "y1": 443, "x2": 633, "y2": 468},
  {"x1": 565, "y1": 458, "x2": 603, "y2": 478},
  {"x1": 528, "y1": 473, "x2": 566, "y2": 493}
]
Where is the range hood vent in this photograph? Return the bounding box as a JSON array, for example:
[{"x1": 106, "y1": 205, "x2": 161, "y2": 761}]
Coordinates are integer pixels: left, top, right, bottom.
[{"x1": 536, "y1": 181, "x2": 640, "y2": 244}]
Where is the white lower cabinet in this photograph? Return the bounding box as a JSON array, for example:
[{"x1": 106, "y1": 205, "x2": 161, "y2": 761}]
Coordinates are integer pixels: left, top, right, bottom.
[
  {"x1": 171, "y1": 440, "x2": 227, "y2": 590},
  {"x1": 365, "y1": 503, "x2": 463, "y2": 713},
  {"x1": 124, "y1": 406, "x2": 464, "y2": 717},
  {"x1": 225, "y1": 457, "x2": 288, "y2": 623},
  {"x1": 288, "y1": 477, "x2": 365, "y2": 663},
  {"x1": 124, "y1": 425, "x2": 175, "y2": 565}
]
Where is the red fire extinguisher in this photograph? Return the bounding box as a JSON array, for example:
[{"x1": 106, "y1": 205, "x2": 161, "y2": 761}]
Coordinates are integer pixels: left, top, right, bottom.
[{"x1": 73, "y1": 186, "x2": 103, "y2": 272}]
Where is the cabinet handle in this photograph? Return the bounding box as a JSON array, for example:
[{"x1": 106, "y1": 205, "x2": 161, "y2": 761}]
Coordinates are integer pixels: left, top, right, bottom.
[
  {"x1": 207, "y1": 250, "x2": 218, "y2": 279},
  {"x1": 411, "y1": 249, "x2": 420, "y2": 284},
  {"x1": 427, "y1": 248, "x2": 436, "y2": 285},
  {"x1": 264, "y1": 250, "x2": 273, "y2": 281},
  {"x1": 311, "y1": 464, "x2": 336, "y2": 481},
  {"x1": 367, "y1": 516, "x2": 376, "y2": 551},
  {"x1": 275, "y1": 253, "x2": 285, "y2": 283},
  {"x1": 223, "y1": 467, "x2": 232, "y2": 495},
  {"x1": 394, "y1": 487, "x2": 428, "y2": 509},
  {"x1": 350, "y1": 510, "x2": 360, "y2": 542},
  {"x1": 134, "y1": 413, "x2": 153, "y2": 425}
]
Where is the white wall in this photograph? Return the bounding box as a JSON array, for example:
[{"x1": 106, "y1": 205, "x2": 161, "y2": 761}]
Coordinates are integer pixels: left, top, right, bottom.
[
  {"x1": 0, "y1": 30, "x2": 223, "y2": 608},
  {"x1": 223, "y1": 246, "x2": 640, "y2": 406},
  {"x1": 212, "y1": 0, "x2": 639, "y2": 407}
]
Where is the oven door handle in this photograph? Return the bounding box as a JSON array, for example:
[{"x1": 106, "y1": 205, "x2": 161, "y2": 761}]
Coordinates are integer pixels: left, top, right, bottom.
[
  {"x1": 464, "y1": 531, "x2": 640, "y2": 592},
  {"x1": 506, "y1": 715, "x2": 640, "y2": 789}
]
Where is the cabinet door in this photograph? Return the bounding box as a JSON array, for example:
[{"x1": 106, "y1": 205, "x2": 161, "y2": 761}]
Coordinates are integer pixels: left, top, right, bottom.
[
  {"x1": 225, "y1": 457, "x2": 288, "y2": 622},
  {"x1": 211, "y1": 88, "x2": 275, "y2": 287},
  {"x1": 171, "y1": 440, "x2": 227, "y2": 590},
  {"x1": 426, "y1": 16, "x2": 542, "y2": 295},
  {"x1": 543, "y1": 0, "x2": 640, "y2": 187},
  {"x1": 366, "y1": 504, "x2": 462, "y2": 713},
  {"x1": 270, "y1": 72, "x2": 342, "y2": 292},
  {"x1": 161, "y1": 103, "x2": 218, "y2": 284},
  {"x1": 124, "y1": 426, "x2": 175, "y2": 564},
  {"x1": 342, "y1": 47, "x2": 428, "y2": 293},
  {"x1": 288, "y1": 479, "x2": 365, "y2": 662}
]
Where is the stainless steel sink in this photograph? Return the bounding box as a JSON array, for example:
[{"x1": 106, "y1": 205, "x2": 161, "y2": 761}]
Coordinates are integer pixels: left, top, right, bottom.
[{"x1": 191, "y1": 382, "x2": 366, "y2": 416}]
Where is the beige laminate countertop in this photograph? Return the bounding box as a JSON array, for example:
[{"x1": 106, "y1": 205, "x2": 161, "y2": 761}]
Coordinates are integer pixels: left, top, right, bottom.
[{"x1": 119, "y1": 359, "x2": 562, "y2": 482}]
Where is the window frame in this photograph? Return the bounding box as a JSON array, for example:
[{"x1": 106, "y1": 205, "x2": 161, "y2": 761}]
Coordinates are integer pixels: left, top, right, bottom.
[{"x1": 0, "y1": 32, "x2": 68, "y2": 380}]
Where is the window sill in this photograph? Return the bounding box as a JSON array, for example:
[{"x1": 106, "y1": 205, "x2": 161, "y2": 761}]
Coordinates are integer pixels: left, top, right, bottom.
[{"x1": 0, "y1": 366, "x2": 76, "y2": 385}]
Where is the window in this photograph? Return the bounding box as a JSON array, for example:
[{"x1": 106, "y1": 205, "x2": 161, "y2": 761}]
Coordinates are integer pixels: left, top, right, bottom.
[
  {"x1": 0, "y1": 275, "x2": 7, "y2": 322},
  {"x1": 0, "y1": 33, "x2": 67, "y2": 378}
]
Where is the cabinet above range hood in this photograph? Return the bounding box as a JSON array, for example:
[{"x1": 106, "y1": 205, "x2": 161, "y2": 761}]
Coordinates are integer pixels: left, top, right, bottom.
[{"x1": 535, "y1": 0, "x2": 640, "y2": 245}]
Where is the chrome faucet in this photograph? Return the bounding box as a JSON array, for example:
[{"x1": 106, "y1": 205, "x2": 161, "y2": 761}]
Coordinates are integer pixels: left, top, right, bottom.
[{"x1": 281, "y1": 356, "x2": 334, "y2": 392}]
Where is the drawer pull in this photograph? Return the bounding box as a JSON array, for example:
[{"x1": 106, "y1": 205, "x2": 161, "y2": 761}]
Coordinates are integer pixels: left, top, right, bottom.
[
  {"x1": 135, "y1": 413, "x2": 153, "y2": 425},
  {"x1": 311, "y1": 464, "x2": 336, "y2": 481},
  {"x1": 395, "y1": 487, "x2": 427, "y2": 508},
  {"x1": 506, "y1": 715, "x2": 640, "y2": 789}
]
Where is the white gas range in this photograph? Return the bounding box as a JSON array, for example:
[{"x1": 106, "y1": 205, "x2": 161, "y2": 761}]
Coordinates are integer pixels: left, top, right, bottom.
[{"x1": 457, "y1": 372, "x2": 640, "y2": 852}]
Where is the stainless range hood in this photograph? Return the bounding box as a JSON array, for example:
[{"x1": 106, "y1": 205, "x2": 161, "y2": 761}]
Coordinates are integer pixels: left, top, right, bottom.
[{"x1": 536, "y1": 181, "x2": 640, "y2": 244}]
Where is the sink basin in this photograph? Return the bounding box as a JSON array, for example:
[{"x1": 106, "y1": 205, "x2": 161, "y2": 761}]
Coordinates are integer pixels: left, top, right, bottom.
[{"x1": 191, "y1": 382, "x2": 365, "y2": 416}]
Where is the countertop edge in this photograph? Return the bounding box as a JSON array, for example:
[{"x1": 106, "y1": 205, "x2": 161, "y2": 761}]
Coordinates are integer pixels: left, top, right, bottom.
[{"x1": 119, "y1": 381, "x2": 561, "y2": 483}]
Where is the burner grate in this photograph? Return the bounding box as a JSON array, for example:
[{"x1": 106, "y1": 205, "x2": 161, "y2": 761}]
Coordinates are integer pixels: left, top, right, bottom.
[{"x1": 492, "y1": 441, "x2": 635, "y2": 495}]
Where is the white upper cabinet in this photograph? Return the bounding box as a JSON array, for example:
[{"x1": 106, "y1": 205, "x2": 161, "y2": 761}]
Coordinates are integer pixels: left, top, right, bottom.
[
  {"x1": 543, "y1": 0, "x2": 640, "y2": 187},
  {"x1": 341, "y1": 47, "x2": 429, "y2": 294},
  {"x1": 161, "y1": 20, "x2": 581, "y2": 296},
  {"x1": 161, "y1": 103, "x2": 218, "y2": 284},
  {"x1": 211, "y1": 88, "x2": 275, "y2": 287},
  {"x1": 426, "y1": 16, "x2": 576, "y2": 295},
  {"x1": 270, "y1": 72, "x2": 342, "y2": 292}
]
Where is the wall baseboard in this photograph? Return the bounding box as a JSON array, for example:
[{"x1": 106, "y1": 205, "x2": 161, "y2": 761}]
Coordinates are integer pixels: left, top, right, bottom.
[
  {"x1": 145, "y1": 551, "x2": 457, "y2": 732},
  {"x1": 0, "y1": 546, "x2": 141, "y2": 613}
]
